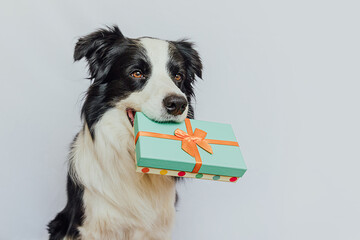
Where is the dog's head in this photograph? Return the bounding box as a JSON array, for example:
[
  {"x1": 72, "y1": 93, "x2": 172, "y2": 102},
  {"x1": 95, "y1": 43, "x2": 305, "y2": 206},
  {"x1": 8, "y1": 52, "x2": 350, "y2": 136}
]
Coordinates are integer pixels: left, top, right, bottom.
[
  {"x1": 74, "y1": 26, "x2": 202, "y2": 137},
  {"x1": 74, "y1": 26, "x2": 202, "y2": 138}
]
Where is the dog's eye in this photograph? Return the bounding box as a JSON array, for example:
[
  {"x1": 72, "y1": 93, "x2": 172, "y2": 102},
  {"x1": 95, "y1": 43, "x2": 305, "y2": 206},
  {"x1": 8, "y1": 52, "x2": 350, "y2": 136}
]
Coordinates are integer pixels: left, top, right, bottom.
[
  {"x1": 174, "y1": 74, "x2": 182, "y2": 81},
  {"x1": 131, "y1": 71, "x2": 144, "y2": 79}
]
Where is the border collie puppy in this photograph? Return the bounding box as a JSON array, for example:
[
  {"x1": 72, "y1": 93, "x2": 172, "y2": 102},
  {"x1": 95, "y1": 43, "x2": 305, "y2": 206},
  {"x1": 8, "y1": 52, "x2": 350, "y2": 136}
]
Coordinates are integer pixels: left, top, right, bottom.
[{"x1": 47, "y1": 26, "x2": 202, "y2": 240}]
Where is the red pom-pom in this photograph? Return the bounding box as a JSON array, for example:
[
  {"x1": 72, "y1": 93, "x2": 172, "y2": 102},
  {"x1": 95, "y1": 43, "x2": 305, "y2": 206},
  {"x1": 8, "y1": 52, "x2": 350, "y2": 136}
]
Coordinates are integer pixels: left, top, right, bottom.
[
  {"x1": 229, "y1": 177, "x2": 237, "y2": 182},
  {"x1": 178, "y1": 171, "x2": 186, "y2": 176},
  {"x1": 142, "y1": 167, "x2": 150, "y2": 173}
]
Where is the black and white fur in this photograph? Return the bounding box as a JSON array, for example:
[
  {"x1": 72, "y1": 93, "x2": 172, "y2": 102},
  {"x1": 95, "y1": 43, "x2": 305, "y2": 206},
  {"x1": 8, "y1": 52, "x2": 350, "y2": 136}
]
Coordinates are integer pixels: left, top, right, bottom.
[{"x1": 48, "y1": 26, "x2": 202, "y2": 240}]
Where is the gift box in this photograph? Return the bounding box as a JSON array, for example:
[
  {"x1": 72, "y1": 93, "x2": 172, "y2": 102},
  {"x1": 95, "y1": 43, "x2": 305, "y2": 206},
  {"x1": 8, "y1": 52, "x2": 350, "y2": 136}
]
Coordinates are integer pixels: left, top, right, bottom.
[{"x1": 134, "y1": 112, "x2": 247, "y2": 182}]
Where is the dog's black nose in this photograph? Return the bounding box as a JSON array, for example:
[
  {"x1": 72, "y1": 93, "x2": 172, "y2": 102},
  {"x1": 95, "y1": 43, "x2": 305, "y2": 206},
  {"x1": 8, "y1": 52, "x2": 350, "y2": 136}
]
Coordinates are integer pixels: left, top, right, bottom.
[{"x1": 163, "y1": 95, "x2": 187, "y2": 116}]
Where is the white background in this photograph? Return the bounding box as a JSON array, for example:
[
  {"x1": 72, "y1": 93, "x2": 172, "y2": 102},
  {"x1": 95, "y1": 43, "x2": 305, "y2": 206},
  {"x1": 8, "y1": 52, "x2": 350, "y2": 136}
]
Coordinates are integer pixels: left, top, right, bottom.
[{"x1": 0, "y1": 0, "x2": 359, "y2": 239}]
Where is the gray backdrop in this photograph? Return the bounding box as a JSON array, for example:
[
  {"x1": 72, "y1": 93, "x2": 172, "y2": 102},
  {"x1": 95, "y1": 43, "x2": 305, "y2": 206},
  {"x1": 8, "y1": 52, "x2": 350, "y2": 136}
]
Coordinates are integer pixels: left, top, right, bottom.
[{"x1": 1, "y1": 0, "x2": 359, "y2": 239}]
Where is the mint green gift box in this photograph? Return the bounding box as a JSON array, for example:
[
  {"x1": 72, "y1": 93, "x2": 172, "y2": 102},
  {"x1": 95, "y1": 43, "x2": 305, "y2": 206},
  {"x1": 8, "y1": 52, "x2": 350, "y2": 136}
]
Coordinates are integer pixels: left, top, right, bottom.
[{"x1": 134, "y1": 112, "x2": 247, "y2": 182}]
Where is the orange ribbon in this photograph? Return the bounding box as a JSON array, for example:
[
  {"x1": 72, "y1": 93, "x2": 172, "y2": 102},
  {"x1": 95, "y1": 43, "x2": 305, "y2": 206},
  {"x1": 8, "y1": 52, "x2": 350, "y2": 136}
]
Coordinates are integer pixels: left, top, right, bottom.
[{"x1": 134, "y1": 118, "x2": 239, "y2": 173}]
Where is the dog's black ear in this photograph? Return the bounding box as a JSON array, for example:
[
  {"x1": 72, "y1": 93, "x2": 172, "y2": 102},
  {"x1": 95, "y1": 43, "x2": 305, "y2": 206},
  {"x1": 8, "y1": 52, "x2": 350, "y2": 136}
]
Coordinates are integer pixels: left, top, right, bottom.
[
  {"x1": 173, "y1": 40, "x2": 203, "y2": 80},
  {"x1": 74, "y1": 25, "x2": 125, "y2": 81}
]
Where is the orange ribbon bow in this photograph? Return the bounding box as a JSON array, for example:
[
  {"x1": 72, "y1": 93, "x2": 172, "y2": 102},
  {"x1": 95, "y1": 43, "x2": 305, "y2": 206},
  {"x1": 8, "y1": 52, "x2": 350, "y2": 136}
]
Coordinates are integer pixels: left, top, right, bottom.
[
  {"x1": 174, "y1": 128, "x2": 213, "y2": 157},
  {"x1": 135, "y1": 118, "x2": 239, "y2": 173}
]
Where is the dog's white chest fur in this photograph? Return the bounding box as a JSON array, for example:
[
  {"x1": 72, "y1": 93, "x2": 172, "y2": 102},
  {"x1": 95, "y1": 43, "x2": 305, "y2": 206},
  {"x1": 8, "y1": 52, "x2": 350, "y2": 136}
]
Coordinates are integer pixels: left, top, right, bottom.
[{"x1": 71, "y1": 109, "x2": 176, "y2": 239}]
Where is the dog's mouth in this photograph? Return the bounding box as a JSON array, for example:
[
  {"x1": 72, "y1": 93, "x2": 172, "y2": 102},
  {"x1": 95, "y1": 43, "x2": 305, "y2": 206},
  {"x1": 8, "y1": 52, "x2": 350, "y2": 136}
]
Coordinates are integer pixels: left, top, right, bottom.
[{"x1": 126, "y1": 108, "x2": 136, "y2": 127}]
